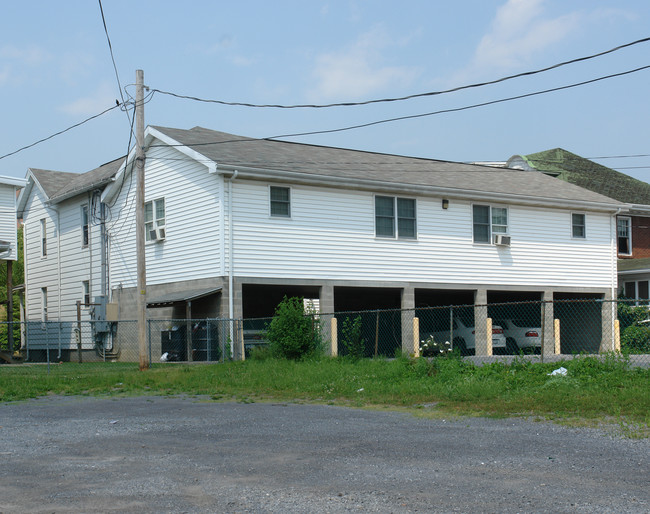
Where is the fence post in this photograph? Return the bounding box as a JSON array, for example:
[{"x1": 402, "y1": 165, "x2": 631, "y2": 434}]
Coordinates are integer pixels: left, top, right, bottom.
[
  {"x1": 486, "y1": 317, "x2": 493, "y2": 357},
  {"x1": 148, "y1": 320, "x2": 152, "y2": 367},
  {"x1": 239, "y1": 319, "x2": 245, "y2": 361},
  {"x1": 76, "y1": 301, "x2": 82, "y2": 363},
  {"x1": 413, "y1": 317, "x2": 420, "y2": 358},
  {"x1": 554, "y1": 319, "x2": 561, "y2": 354},
  {"x1": 614, "y1": 319, "x2": 621, "y2": 352},
  {"x1": 330, "y1": 317, "x2": 338, "y2": 357}
]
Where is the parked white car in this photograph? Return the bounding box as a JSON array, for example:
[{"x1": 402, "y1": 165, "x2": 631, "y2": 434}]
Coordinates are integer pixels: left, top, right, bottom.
[
  {"x1": 424, "y1": 318, "x2": 507, "y2": 355},
  {"x1": 496, "y1": 319, "x2": 541, "y2": 352}
]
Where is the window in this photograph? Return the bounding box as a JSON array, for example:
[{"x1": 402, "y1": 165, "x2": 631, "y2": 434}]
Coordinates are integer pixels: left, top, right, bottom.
[
  {"x1": 82, "y1": 280, "x2": 90, "y2": 306},
  {"x1": 617, "y1": 216, "x2": 631, "y2": 255},
  {"x1": 473, "y1": 205, "x2": 508, "y2": 243},
  {"x1": 375, "y1": 196, "x2": 416, "y2": 239},
  {"x1": 572, "y1": 213, "x2": 586, "y2": 238},
  {"x1": 40, "y1": 218, "x2": 47, "y2": 257},
  {"x1": 41, "y1": 287, "x2": 47, "y2": 322},
  {"x1": 81, "y1": 205, "x2": 89, "y2": 247},
  {"x1": 145, "y1": 198, "x2": 165, "y2": 242},
  {"x1": 270, "y1": 186, "x2": 290, "y2": 217},
  {"x1": 624, "y1": 280, "x2": 649, "y2": 305}
]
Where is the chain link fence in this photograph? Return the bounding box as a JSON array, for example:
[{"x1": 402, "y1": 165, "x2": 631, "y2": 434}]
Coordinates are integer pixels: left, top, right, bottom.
[{"x1": 1, "y1": 299, "x2": 648, "y2": 370}]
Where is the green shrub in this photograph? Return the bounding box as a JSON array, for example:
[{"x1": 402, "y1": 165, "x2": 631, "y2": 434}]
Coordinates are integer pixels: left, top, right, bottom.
[
  {"x1": 341, "y1": 315, "x2": 365, "y2": 360},
  {"x1": 621, "y1": 325, "x2": 650, "y2": 353},
  {"x1": 266, "y1": 296, "x2": 320, "y2": 360},
  {"x1": 419, "y1": 335, "x2": 453, "y2": 357}
]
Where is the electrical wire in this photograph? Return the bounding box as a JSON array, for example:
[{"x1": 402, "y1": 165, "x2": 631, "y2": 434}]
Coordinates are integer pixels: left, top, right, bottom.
[
  {"x1": 0, "y1": 103, "x2": 121, "y2": 161},
  {"x1": 150, "y1": 36, "x2": 650, "y2": 109},
  {"x1": 97, "y1": 0, "x2": 129, "y2": 113},
  {"x1": 264, "y1": 65, "x2": 650, "y2": 140}
]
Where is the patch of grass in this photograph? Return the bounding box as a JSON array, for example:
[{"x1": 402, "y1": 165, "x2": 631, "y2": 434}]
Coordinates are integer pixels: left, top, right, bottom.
[{"x1": 1, "y1": 355, "x2": 648, "y2": 435}]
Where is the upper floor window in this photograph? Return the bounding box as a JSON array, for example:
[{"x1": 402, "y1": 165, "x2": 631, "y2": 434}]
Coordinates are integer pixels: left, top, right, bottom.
[
  {"x1": 40, "y1": 218, "x2": 47, "y2": 257},
  {"x1": 572, "y1": 213, "x2": 586, "y2": 239},
  {"x1": 82, "y1": 280, "x2": 90, "y2": 306},
  {"x1": 617, "y1": 216, "x2": 631, "y2": 255},
  {"x1": 270, "y1": 186, "x2": 290, "y2": 217},
  {"x1": 473, "y1": 205, "x2": 508, "y2": 243},
  {"x1": 41, "y1": 287, "x2": 48, "y2": 322},
  {"x1": 375, "y1": 196, "x2": 416, "y2": 239},
  {"x1": 81, "y1": 205, "x2": 89, "y2": 247},
  {"x1": 145, "y1": 198, "x2": 165, "y2": 242}
]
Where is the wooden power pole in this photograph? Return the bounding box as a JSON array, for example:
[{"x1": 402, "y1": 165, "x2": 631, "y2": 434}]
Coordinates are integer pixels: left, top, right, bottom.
[{"x1": 135, "y1": 69, "x2": 148, "y2": 370}]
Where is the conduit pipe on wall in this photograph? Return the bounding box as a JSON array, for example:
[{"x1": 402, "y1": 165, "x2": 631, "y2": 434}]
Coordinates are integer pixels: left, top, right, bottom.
[{"x1": 227, "y1": 170, "x2": 238, "y2": 357}]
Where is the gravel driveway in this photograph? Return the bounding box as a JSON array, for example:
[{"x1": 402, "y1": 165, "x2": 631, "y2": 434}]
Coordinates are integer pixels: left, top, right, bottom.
[{"x1": 0, "y1": 396, "x2": 648, "y2": 513}]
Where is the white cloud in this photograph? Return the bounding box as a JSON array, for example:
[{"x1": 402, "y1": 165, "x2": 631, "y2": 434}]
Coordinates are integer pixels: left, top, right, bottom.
[
  {"x1": 452, "y1": 0, "x2": 583, "y2": 82},
  {"x1": 0, "y1": 44, "x2": 48, "y2": 65},
  {"x1": 59, "y1": 83, "x2": 119, "y2": 116},
  {"x1": 310, "y1": 27, "x2": 419, "y2": 100}
]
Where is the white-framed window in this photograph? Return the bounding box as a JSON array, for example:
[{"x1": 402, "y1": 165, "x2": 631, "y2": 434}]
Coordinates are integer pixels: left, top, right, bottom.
[
  {"x1": 40, "y1": 218, "x2": 47, "y2": 257},
  {"x1": 473, "y1": 205, "x2": 508, "y2": 243},
  {"x1": 270, "y1": 186, "x2": 291, "y2": 217},
  {"x1": 617, "y1": 216, "x2": 631, "y2": 255},
  {"x1": 375, "y1": 196, "x2": 416, "y2": 239},
  {"x1": 145, "y1": 198, "x2": 165, "y2": 242},
  {"x1": 41, "y1": 287, "x2": 48, "y2": 322},
  {"x1": 624, "y1": 280, "x2": 649, "y2": 305},
  {"x1": 572, "y1": 212, "x2": 586, "y2": 239},
  {"x1": 81, "y1": 205, "x2": 89, "y2": 248},
  {"x1": 82, "y1": 280, "x2": 90, "y2": 306}
]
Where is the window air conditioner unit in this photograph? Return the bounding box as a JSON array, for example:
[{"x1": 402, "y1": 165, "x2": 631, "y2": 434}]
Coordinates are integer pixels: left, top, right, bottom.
[
  {"x1": 493, "y1": 234, "x2": 511, "y2": 246},
  {"x1": 149, "y1": 227, "x2": 166, "y2": 242}
]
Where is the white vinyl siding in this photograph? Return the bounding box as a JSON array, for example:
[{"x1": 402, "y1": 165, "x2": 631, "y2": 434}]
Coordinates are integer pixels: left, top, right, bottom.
[
  {"x1": 229, "y1": 181, "x2": 614, "y2": 288},
  {"x1": 109, "y1": 143, "x2": 222, "y2": 287}
]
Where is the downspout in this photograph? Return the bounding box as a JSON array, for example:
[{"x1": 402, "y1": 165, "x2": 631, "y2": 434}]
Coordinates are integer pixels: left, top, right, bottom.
[
  {"x1": 227, "y1": 170, "x2": 238, "y2": 357},
  {"x1": 613, "y1": 209, "x2": 622, "y2": 350}
]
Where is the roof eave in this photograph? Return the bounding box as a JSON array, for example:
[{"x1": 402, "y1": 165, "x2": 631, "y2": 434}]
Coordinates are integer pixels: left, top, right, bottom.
[{"x1": 216, "y1": 163, "x2": 624, "y2": 213}]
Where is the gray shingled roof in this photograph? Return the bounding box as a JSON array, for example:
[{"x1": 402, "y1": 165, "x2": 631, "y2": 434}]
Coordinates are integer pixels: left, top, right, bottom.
[{"x1": 150, "y1": 126, "x2": 622, "y2": 207}]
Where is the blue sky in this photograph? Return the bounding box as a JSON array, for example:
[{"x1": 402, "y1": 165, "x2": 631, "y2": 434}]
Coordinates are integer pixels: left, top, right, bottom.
[{"x1": 1, "y1": 0, "x2": 649, "y2": 182}]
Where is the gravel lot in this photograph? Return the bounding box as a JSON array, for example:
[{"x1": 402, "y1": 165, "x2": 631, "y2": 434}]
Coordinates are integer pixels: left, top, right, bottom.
[{"x1": 0, "y1": 396, "x2": 648, "y2": 513}]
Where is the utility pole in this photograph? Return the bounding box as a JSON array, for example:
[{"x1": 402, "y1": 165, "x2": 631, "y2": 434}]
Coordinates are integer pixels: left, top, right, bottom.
[{"x1": 135, "y1": 69, "x2": 148, "y2": 370}]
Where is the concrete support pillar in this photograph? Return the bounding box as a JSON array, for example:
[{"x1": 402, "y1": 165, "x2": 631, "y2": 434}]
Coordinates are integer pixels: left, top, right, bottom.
[
  {"x1": 600, "y1": 290, "x2": 615, "y2": 353},
  {"x1": 401, "y1": 286, "x2": 415, "y2": 355},
  {"x1": 320, "y1": 284, "x2": 335, "y2": 355},
  {"x1": 474, "y1": 289, "x2": 488, "y2": 356},
  {"x1": 541, "y1": 291, "x2": 555, "y2": 357}
]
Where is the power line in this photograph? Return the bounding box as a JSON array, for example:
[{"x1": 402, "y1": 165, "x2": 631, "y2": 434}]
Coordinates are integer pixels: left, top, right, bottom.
[
  {"x1": 265, "y1": 65, "x2": 650, "y2": 140},
  {"x1": 0, "y1": 103, "x2": 121, "y2": 161},
  {"x1": 97, "y1": 0, "x2": 132, "y2": 127},
  {"x1": 150, "y1": 36, "x2": 650, "y2": 109},
  {"x1": 588, "y1": 154, "x2": 650, "y2": 159}
]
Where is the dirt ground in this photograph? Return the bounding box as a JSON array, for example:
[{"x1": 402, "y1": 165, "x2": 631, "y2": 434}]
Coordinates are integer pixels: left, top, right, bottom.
[{"x1": 0, "y1": 396, "x2": 648, "y2": 513}]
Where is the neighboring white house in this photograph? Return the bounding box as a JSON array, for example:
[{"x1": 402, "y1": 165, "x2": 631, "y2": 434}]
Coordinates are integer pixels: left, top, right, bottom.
[
  {"x1": 19, "y1": 126, "x2": 625, "y2": 360},
  {"x1": 0, "y1": 175, "x2": 26, "y2": 261}
]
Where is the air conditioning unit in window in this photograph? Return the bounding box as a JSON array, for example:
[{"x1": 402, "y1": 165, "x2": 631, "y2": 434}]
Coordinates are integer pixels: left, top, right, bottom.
[
  {"x1": 149, "y1": 227, "x2": 166, "y2": 242},
  {"x1": 493, "y1": 234, "x2": 511, "y2": 246}
]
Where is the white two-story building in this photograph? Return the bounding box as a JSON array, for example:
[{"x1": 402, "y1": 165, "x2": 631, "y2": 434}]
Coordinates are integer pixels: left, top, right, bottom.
[{"x1": 19, "y1": 126, "x2": 623, "y2": 360}]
